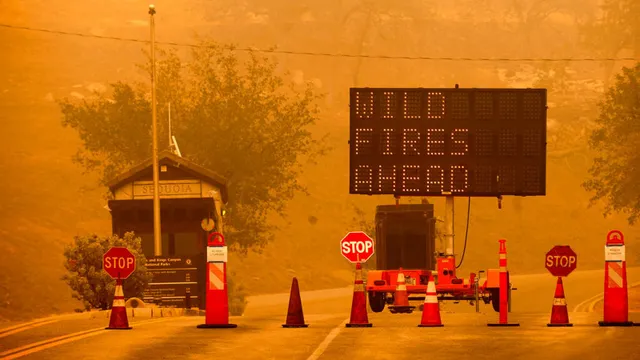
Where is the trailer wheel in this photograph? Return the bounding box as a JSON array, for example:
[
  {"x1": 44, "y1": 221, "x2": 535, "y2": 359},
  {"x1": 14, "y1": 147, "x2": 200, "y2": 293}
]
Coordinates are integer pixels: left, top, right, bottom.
[{"x1": 368, "y1": 292, "x2": 386, "y2": 313}]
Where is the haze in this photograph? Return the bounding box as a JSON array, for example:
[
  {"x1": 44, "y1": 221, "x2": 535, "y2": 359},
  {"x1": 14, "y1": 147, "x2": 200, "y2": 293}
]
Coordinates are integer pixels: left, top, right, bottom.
[{"x1": 0, "y1": 0, "x2": 637, "y2": 322}]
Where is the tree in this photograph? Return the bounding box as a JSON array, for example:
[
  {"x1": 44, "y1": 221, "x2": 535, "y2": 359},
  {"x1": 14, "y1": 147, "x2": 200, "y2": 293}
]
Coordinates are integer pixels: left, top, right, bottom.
[
  {"x1": 226, "y1": 269, "x2": 248, "y2": 316},
  {"x1": 59, "y1": 38, "x2": 327, "y2": 253},
  {"x1": 580, "y1": 0, "x2": 640, "y2": 87},
  {"x1": 350, "y1": 204, "x2": 376, "y2": 239},
  {"x1": 62, "y1": 232, "x2": 153, "y2": 311},
  {"x1": 581, "y1": 0, "x2": 640, "y2": 57},
  {"x1": 504, "y1": 0, "x2": 595, "y2": 44},
  {"x1": 582, "y1": 62, "x2": 640, "y2": 224},
  {"x1": 338, "y1": 0, "x2": 437, "y2": 85}
]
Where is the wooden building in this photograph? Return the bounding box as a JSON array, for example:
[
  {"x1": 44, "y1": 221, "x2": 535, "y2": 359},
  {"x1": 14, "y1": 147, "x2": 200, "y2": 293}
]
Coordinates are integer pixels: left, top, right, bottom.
[{"x1": 106, "y1": 150, "x2": 228, "y2": 309}]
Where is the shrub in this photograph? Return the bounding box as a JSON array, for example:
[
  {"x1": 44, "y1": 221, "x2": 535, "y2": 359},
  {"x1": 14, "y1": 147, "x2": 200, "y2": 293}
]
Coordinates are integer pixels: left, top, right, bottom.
[
  {"x1": 227, "y1": 271, "x2": 248, "y2": 316},
  {"x1": 62, "y1": 232, "x2": 153, "y2": 311}
]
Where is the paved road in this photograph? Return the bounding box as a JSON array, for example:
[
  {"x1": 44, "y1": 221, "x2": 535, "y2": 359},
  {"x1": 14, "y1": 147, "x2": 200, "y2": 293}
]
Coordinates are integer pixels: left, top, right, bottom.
[
  {"x1": 511, "y1": 266, "x2": 640, "y2": 313},
  {"x1": 2, "y1": 268, "x2": 640, "y2": 360}
]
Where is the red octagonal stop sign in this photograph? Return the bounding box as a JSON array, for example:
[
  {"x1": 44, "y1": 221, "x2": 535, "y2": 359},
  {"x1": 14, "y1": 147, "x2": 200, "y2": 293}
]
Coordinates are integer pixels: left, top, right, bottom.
[
  {"x1": 340, "y1": 231, "x2": 375, "y2": 263},
  {"x1": 545, "y1": 245, "x2": 577, "y2": 277},
  {"x1": 103, "y1": 247, "x2": 136, "y2": 279}
]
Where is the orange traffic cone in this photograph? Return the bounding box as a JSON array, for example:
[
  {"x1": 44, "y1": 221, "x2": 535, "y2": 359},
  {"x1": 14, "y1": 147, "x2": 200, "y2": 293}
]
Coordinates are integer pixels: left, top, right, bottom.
[
  {"x1": 418, "y1": 273, "x2": 443, "y2": 327},
  {"x1": 548, "y1": 277, "x2": 572, "y2": 327},
  {"x1": 346, "y1": 262, "x2": 372, "y2": 327},
  {"x1": 282, "y1": 277, "x2": 309, "y2": 328},
  {"x1": 388, "y1": 268, "x2": 416, "y2": 314},
  {"x1": 599, "y1": 230, "x2": 634, "y2": 326},
  {"x1": 106, "y1": 279, "x2": 132, "y2": 330}
]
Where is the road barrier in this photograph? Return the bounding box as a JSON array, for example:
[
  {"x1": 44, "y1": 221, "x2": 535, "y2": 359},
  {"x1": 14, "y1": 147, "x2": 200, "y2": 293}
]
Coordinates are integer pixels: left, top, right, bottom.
[
  {"x1": 548, "y1": 277, "x2": 572, "y2": 327},
  {"x1": 105, "y1": 279, "x2": 132, "y2": 330},
  {"x1": 346, "y1": 262, "x2": 372, "y2": 327},
  {"x1": 488, "y1": 239, "x2": 519, "y2": 327},
  {"x1": 282, "y1": 277, "x2": 309, "y2": 328},
  {"x1": 418, "y1": 273, "x2": 443, "y2": 327},
  {"x1": 599, "y1": 230, "x2": 634, "y2": 326},
  {"x1": 197, "y1": 232, "x2": 237, "y2": 329},
  {"x1": 388, "y1": 269, "x2": 415, "y2": 314}
]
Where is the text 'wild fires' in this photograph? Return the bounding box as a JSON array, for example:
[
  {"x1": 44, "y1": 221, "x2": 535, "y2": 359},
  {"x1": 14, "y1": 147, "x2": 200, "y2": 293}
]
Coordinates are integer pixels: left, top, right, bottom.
[{"x1": 349, "y1": 88, "x2": 548, "y2": 196}]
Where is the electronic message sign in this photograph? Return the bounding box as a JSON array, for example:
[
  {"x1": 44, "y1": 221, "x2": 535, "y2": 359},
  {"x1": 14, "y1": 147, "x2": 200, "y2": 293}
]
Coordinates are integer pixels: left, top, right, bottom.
[{"x1": 349, "y1": 88, "x2": 547, "y2": 197}]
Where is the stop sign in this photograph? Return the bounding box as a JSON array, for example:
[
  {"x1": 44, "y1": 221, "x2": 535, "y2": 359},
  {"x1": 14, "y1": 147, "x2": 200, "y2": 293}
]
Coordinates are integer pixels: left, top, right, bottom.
[
  {"x1": 545, "y1": 245, "x2": 577, "y2": 277},
  {"x1": 103, "y1": 247, "x2": 137, "y2": 279},
  {"x1": 340, "y1": 231, "x2": 375, "y2": 263}
]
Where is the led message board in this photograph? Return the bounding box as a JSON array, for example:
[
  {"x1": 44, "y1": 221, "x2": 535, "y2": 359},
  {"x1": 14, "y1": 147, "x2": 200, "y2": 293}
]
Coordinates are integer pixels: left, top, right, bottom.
[{"x1": 349, "y1": 88, "x2": 547, "y2": 196}]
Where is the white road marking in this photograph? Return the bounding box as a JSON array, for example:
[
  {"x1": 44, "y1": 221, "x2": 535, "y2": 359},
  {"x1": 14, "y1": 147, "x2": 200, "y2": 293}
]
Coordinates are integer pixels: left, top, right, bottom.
[
  {"x1": 573, "y1": 293, "x2": 604, "y2": 313},
  {"x1": 572, "y1": 280, "x2": 640, "y2": 313},
  {"x1": 305, "y1": 318, "x2": 349, "y2": 360},
  {"x1": 587, "y1": 297, "x2": 601, "y2": 313}
]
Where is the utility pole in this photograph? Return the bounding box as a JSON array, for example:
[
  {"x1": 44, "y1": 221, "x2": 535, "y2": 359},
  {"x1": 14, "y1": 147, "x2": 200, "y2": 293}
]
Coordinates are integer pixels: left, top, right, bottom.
[{"x1": 149, "y1": 4, "x2": 162, "y2": 256}]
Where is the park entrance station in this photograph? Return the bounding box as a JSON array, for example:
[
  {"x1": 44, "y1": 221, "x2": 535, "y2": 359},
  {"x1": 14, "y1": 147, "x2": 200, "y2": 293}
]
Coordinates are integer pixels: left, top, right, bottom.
[{"x1": 106, "y1": 150, "x2": 229, "y2": 310}]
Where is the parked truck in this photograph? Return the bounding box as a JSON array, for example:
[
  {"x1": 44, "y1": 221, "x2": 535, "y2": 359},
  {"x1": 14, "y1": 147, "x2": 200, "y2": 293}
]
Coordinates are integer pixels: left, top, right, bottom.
[{"x1": 365, "y1": 202, "x2": 509, "y2": 313}]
